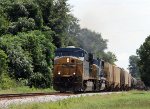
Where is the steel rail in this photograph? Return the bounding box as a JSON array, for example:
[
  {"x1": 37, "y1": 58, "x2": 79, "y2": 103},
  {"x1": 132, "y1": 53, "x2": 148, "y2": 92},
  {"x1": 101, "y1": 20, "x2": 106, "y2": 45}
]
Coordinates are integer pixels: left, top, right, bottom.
[{"x1": 0, "y1": 92, "x2": 74, "y2": 99}]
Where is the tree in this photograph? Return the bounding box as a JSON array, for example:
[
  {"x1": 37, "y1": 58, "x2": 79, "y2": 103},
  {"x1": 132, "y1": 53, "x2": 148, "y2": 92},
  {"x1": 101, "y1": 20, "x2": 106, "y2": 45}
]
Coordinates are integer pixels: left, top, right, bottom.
[
  {"x1": 1, "y1": 0, "x2": 72, "y2": 48},
  {"x1": 137, "y1": 35, "x2": 150, "y2": 87},
  {"x1": 0, "y1": 2, "x2": 9, "y2": 36},
  {"x1": 18, "y1": 31, "x2": 55, "y2": 87},
  {"x1": 0, "y1": 16, "x2": 9, "y2": 36},
  {"x1": 64, "y1": 15, "x2": 80, "y2": 47},
  {"x1": 70, "y1": 28, "x2": 117, "y2": 64},
  {"x1": 0, "y1": 31, "x2": 55, "y2": 88},
  {"x1": 128, "y1": 55, "x2": 140, "y2": 78},
  {"x1": 0, "y1": 49, "x2": 15, "y2": 89},
  {"x1": 0, "y1": 49, "x2": 8, "y2": 76},
  {"x1": 98, "y1": 51, "x2": 117, "y2": 64},
  {"x1": 8, "y1": 17, "x2": 36, "y2": 34},
  {"x1": 48, "y1": 0, "x2": 71, "y2": 47},
  {"x1": 76, "y1": 28, "x2": 108, "y2": 53},
  {"x1": 0, "y1": 0, "x2": 73, "y2": 88},
  {"x1": 0, "y1": 34, "x2": 33, "y2": 81}
]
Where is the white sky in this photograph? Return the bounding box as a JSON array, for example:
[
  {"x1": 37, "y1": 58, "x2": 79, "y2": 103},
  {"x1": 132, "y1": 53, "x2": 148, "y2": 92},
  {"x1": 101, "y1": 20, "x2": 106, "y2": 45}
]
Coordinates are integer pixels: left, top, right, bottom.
[{"x1": 68, "y1": 0, "x2": 150, "y2": 70}]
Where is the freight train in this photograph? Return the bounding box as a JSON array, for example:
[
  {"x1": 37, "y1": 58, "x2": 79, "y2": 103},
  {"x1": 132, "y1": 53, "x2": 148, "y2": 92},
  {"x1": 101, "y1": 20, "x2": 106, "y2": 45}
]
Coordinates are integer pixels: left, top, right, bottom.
[{"x1": 53, "y1": 46, "x2": 137, "y2": 92}]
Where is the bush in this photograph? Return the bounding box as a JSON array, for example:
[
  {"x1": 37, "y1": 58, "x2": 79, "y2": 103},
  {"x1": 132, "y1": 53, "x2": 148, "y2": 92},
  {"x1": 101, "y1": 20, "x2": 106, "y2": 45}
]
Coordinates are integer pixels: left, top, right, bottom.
[
  {"x1": 0, "y1": 49, "x2": 8, "y2": 75},
  {"x1": 0, "y1": 73, "x2": 16, "y2": 89},
  {"x1": 0, "y1": 31, "x2": 55, "y2": 88},
  {"x1": 0, "y1": 49, "x2": 16, "y2": 89}
]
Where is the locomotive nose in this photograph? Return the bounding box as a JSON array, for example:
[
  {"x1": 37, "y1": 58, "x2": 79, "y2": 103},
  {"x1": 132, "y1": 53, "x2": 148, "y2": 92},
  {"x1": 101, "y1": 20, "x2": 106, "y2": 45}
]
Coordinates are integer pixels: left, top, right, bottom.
[
  {"x1": 53, "y1": 55, "x2": 83, "y2": 92},
  {"x1": 61, "y1": 64, "x2": 76, "y2": 76}
]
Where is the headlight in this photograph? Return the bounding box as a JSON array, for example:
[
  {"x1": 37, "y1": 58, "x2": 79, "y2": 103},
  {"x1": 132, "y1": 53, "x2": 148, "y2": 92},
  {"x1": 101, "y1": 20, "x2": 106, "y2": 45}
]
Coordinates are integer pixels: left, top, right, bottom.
[
  {"x1": 58, "y1": 71, "x2": 61, "y2": 75},
  {"x1": 67, "y1": 58, "x2": 70, "y2": 62}
]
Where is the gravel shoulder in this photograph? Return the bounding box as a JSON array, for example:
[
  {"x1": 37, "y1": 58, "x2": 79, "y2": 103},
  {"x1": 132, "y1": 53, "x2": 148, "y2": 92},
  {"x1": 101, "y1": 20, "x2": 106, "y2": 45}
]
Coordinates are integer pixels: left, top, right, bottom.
[{"x1": 0, "y1": 92, "x2": 122, "y2": 109}]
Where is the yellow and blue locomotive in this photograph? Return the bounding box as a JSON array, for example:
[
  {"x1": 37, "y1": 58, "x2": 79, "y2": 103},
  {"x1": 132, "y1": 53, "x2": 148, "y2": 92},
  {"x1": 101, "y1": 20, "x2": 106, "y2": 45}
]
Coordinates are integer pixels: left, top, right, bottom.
[{"x1": 53, "y1": 46, "x2": 105, "y2": 92}]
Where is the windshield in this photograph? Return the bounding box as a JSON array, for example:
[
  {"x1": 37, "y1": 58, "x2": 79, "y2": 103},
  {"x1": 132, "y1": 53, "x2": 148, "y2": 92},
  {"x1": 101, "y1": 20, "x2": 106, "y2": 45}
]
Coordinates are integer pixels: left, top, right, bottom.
[{"x1": 55, "y1": 51, "x2": 84, "y2": 57}]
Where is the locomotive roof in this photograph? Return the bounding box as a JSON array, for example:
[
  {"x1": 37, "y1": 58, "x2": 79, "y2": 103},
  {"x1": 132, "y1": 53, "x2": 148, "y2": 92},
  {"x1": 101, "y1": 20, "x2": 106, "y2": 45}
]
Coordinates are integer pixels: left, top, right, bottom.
[{"x1": 56, "y1": 47, "x2": 88, "y2": 54}]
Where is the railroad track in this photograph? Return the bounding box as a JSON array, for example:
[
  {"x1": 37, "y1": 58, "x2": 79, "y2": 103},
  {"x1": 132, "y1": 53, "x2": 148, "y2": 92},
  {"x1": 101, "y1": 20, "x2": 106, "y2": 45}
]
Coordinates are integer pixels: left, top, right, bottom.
[
  {"x1": 0, "y1": 91, "x2": 121, "y2": 100},
  {"x1": 0, "y1": 92, "x2": 74, "y2": 99}
]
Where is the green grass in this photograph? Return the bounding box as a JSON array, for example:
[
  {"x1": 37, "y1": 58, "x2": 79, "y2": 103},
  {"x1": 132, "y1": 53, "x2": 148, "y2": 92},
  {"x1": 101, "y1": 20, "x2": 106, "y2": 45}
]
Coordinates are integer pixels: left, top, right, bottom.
[
  {"x1": 0, "y1": 86, "x2": 55, "y2": 94},
  {"x1": 9, "y1": 91, "x2": 150, "y2": 109}
]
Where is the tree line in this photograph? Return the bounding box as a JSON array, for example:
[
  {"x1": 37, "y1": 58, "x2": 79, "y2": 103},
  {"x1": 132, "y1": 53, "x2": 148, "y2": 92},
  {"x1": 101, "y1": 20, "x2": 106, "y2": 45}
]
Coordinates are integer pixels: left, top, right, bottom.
[
  {"x1": 129, "y1": 36, "x2": 150, "y2": 87},
  {"x1": 0, "y1": 0, "x2": 117, "y2": 89}
]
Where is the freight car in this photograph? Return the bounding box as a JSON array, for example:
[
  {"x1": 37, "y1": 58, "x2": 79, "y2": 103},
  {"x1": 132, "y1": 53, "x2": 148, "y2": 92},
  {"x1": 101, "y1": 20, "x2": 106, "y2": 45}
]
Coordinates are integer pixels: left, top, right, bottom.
[
  {"x1": 104, "y1": 62, "x2": 114, "y2": 91},
  {"x1": 53, "y1": 46, "x2": 136, "y2": 92},
  {"x1": 113, "y1": 66, "x2": 121, "y2": 90},
  {"x1": 120, "y1": 69, "x2": 132, "y2": 90}
]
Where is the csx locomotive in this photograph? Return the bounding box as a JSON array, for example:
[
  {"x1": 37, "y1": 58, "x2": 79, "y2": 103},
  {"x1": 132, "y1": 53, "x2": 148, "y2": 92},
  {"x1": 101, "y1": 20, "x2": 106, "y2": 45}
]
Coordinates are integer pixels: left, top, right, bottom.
[{"x1": 53, "y1": 46, "x2": 137, "y2": 92}]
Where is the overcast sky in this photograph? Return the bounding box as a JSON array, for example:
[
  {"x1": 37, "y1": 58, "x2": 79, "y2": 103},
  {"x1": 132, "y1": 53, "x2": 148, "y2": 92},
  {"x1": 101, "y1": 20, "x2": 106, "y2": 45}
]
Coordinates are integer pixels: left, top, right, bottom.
[{"x1": 68, "y1": 0, "x2": 150, "y2": 70}]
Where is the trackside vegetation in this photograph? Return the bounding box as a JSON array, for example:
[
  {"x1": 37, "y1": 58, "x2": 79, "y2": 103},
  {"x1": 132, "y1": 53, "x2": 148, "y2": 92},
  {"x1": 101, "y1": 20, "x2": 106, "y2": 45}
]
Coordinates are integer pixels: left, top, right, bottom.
[
  {"x1": 137, "y1": 36, "x2": 150, "y2": 87},
  {"x1": 129, "y1": 35, "x2": 150, "y2": 87},
  {"x1": 0, "y1": 86, "x2": 55, "y2": 94},
  {"x1": 9, "y1": 91, "x2": 150, "y2": 109}
]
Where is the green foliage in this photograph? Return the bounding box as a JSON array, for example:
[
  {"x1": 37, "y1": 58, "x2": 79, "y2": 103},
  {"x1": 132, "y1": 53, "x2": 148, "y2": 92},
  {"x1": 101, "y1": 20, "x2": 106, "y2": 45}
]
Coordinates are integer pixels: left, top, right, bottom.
[
  {"x1": 128, "y1": 55, "x2": 140, "y2": 78},
  {"x1": 0, "y1": 0, "x2": 71, "y2": 88},
  {"x1": 137, "y1": 36, "x2": 150, "y2": 87},
  {"x1": 0, "y1": 49, "x2": 8, "y2": 75},
  {"x1": 0, "y1": 31, "x2": 55, "y2": 88},
  {"x1": 0, "y1": 72, "x2": 15, "y2": 89},
  {"x1": 98, "y1": 51, "x2": 117, "y2": 64},
  {"x1": 0, "y1": 49, "x2": 15, "y2": 89},
  {"x1": 64, "y1": 15, "x2": 80, "y2": 47},
  {"x1": 68, "y1": 27, "x2": 117, "y2": 64},
  {"x1": 0, "y1": 86, "x2": 55, "y2": 94},
  {"x1": 6, "y1": 3, "x2": 29, "y2": 21},
  {"x1": 36, "y1": 0, "x2": 71, "y2": 47},
  {"x1": 76, "y1": 28, "x2": 108, "y2": 53},
  {"x1": 8, "y1": 17, "x2": 36, "y2": 34},
  {"x1": 1, "y1": 0, "x2": 71, "y2": 48},
  {"x1": 0, "y1": 35, "x2": 33, "y2": 80},
  {"x1": 0, "y1": 16, "x2": 9, "y2": 36}
]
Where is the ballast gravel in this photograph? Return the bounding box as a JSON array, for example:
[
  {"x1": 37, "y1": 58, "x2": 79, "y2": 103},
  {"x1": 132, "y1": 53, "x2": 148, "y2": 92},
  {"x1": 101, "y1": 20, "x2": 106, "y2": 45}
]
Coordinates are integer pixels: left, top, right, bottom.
[{"x1": 0, "y1": 92, "x2": 121, "y2": 109}]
